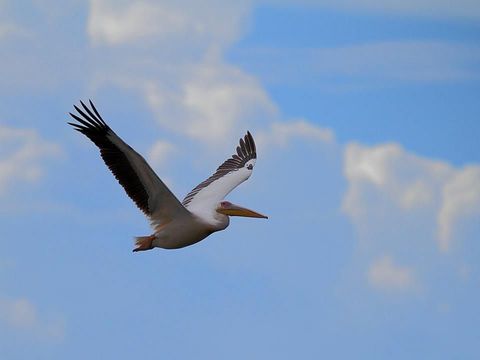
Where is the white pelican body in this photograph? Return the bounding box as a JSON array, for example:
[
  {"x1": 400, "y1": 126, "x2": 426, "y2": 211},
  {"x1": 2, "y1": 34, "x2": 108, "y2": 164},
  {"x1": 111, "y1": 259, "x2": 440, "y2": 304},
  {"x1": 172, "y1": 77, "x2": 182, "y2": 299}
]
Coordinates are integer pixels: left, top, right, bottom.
[
  {"x1": 149, "y1": 214, "x2": 225, "y2": 249},
  {"x1": 69, "y1": 100, "x2": 267, "y2": 251}
]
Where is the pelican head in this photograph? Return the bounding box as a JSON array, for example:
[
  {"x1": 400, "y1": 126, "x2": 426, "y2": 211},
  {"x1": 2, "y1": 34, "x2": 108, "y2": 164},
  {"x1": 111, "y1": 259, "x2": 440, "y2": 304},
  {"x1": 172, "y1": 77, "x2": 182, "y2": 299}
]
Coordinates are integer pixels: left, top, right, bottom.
[{"x1": 216, "y1": 201, "x2": 268, "y2": 219}]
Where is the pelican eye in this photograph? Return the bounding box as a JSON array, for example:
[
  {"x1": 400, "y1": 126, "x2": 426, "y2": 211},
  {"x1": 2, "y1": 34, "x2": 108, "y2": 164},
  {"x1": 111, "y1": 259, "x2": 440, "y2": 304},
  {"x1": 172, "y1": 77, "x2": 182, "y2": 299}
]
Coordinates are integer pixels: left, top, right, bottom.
[{"x1": 247, "y1": 164, "x2": 253, "y2": 170}]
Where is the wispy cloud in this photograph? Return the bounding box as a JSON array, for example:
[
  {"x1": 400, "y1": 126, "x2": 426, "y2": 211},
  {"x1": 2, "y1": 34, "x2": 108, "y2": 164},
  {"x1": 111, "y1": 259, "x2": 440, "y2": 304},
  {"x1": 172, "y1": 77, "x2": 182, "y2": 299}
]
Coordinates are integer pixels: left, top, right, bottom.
[
  {"x1": 343, "y1": 142, "x2": 480, "y2": 252},
  {"x1": 88, "y1": 0, "x2": 250, "y2": 47},
  {"x1": 147, "y1": 140, "x2": 176, "y2": 169},
  {"x1": 438, "y1": 166, "x2": 480, "y2": 251},
  {"x1": 0, "y1": 296, "x2": 65, "y2": 341},
  {"x1": 87, "y1": 0, "x2": 277, "y2": 147},
  {"x1": 234, "y1": 41, "x2": 480, "y2": 88},
  {"x1": 263, "y1": 0, "x2": 480, "y2": 19},
  {"x1": 368, "y1": 255, "x2": 415, "y2": 291},
  {"x1": 256, "y1": 119, "x2": 335, "y2": 151},
  {"x1": 148, "y1": 59, "x2": 277, "y2": 145},
  {"x1": 0, "y1": 125, "x2": 61, "y2": 195},
  {"x1": 313, "y1": 41, "x2": 480, "y2": 82},
  {"x1": 88, "y1": 1, "x2": 192, "y2": 45}
]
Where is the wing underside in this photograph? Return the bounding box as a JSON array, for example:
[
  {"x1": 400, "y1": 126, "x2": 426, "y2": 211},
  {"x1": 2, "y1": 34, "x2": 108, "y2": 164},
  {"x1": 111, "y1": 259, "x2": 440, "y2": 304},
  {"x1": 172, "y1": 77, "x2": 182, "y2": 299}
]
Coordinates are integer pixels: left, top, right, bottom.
[{"x1": 182, "y1": 131, "x2": 257, "y2": 209}]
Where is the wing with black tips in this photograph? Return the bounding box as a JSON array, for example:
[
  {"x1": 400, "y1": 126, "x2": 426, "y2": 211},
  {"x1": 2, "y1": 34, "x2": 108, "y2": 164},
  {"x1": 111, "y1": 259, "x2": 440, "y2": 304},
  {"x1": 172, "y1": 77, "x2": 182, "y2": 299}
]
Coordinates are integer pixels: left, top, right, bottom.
[
  {"x1": 182, "y1": 131, "x2": 257, "y2": 209},
  {"x1": 68, "y1": 100, "x2": 191, "y2": 222}
]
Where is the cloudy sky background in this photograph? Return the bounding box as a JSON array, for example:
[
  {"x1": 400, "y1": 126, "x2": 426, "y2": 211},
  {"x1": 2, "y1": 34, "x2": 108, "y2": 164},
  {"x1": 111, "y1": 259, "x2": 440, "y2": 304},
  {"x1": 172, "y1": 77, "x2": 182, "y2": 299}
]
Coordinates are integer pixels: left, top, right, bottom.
[{"x1": 1, "y1": 1, "x2": 479, "y2": 358}]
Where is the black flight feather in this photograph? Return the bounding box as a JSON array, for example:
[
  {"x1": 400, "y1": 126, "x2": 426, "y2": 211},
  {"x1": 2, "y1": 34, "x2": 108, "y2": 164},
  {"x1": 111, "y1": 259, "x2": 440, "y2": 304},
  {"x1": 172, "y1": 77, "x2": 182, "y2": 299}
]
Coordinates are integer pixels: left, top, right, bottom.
[{"x1": 68, "y1": 100, "x2": 151, "y2": 215}]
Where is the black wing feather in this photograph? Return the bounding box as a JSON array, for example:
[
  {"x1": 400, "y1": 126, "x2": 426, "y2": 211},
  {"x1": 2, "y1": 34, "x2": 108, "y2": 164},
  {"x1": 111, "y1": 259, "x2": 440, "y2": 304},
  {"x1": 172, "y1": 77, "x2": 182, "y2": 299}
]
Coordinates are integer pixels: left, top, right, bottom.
[{"x1": 68, "y1": 100, "x2": 151, "y2": 215}]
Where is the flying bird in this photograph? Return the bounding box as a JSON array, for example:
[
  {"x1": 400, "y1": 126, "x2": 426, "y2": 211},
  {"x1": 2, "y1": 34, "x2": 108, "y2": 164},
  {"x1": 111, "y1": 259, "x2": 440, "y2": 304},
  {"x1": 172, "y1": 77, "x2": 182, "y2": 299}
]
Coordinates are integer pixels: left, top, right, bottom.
[{"x1": 68, "y1": 100, "x2": 267, "y2": 251}]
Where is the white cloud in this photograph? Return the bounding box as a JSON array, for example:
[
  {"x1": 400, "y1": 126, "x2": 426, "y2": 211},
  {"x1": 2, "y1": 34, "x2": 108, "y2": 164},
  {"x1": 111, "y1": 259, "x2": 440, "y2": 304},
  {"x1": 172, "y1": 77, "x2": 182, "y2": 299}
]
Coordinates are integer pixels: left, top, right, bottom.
[
  {"x1": 0, "y1": 296, "x2": 65, "y2": 341},
  {"x1": 148, "y1": 140, "x2": 175, "y2": 169},
  {"x1": 1, "y1": 297, "x2": 37, "y2": 329},
  {"x1": 438, "y1": 166, "x2": 480, "y2": 251},
  {"x1": 88, "y1": 0, "x2": 189, "y2": 45},
  {"x1": 142, "y1": 58, "x2": 277, "y2": 145},
  {"x1": 180, "y1": 60, "x2": 276, "y2": 143},
  {"x1": 257, "y1": 120, "x2": 334, "y2": 149},
  {"x1": 343, "y1": 143, "x2": 448, "y2": 217},
  {"x1": 368, "y1": 255, "x2": 415, "y2": 291},
  {"x1": 343, "y1": 142, "x2": 480, "y2": 252},
  {"x1": 88, "y1": 0, "x2": 250, "y2": 47},
  {"x1": 87, "y1": 0, "x2": 277, "y2": 147},
  {"x1": 0, "y1": 125, "x2": 61, "y2": 194}
]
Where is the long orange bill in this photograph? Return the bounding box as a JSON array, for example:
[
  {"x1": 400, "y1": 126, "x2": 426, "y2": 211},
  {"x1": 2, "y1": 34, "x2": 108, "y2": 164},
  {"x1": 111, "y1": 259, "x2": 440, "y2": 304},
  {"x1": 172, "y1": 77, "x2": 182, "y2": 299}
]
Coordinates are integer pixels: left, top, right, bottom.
[{"x1": 217, "y1": 203, "x2": 268, "y2": 219}]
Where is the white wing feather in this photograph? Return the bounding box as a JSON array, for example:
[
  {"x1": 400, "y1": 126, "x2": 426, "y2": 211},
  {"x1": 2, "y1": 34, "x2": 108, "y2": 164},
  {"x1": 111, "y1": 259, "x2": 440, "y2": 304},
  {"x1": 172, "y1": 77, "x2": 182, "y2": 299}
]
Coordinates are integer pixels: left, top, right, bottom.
[
  {"x1": 184, "y1": 160, "x2": 255, "y2": 214},
  {"x1": 182, "y1": 131, "x2": 257, "y2": 215}
]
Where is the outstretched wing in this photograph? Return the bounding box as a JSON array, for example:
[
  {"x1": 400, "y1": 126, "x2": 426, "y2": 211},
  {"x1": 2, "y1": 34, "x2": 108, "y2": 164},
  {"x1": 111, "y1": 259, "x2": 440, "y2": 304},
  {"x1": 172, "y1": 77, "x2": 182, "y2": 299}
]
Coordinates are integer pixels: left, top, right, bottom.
[
  {"x1": 68, "y1": 100, "x2": 190, "y2": 222},
  {"x1": 182, "y1": 131, "x2": 257, "y2": 211}
]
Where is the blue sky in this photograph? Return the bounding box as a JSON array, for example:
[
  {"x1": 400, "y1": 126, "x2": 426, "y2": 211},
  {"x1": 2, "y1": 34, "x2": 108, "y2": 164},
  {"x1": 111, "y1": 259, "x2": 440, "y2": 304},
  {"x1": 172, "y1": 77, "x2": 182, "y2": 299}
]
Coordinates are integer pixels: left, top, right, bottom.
[{"x1": 1, "y1": 1, "x2": 479, "y2": 359}]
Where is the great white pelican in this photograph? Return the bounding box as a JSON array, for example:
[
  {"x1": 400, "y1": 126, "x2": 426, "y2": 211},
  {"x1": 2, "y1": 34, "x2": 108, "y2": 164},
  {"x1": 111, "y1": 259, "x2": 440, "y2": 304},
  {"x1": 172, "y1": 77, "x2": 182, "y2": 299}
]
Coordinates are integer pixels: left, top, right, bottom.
[{"x1": 68, "y1": 100, "x2": 267, "y2": 251}]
